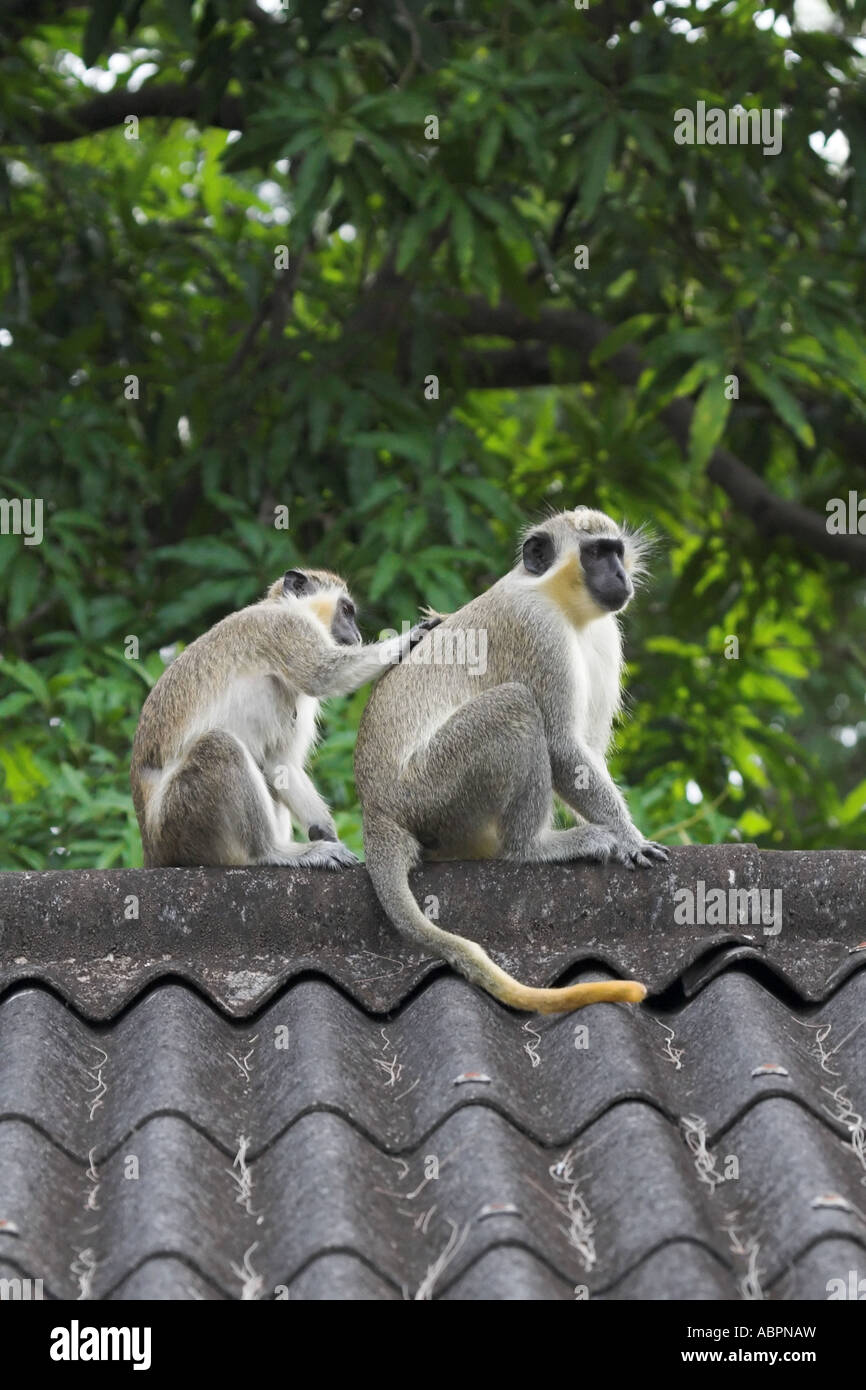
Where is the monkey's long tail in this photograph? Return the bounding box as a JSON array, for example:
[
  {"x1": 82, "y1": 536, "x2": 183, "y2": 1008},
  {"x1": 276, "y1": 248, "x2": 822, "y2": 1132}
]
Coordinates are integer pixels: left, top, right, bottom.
[{"x1": 363, "y1": 815, "x2": 647, "y2": 1015}]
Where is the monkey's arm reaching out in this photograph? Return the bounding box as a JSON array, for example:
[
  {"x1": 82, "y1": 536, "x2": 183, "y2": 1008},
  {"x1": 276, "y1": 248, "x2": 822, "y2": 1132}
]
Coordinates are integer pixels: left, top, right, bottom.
[{"x1": 275, "y1": 613, "x2": 439, "y2": 699}]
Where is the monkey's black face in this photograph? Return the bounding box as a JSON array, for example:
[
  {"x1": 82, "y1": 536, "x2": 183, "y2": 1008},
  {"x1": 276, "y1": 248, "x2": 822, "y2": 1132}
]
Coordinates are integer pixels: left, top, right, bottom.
[
  {"x1": 579, "y1": 536, "x2": 633, "y2": 611},
  {"x1": 522, "y1": 529, "x2": 633, "y2": 614},
  {"x1": 331, "y1": 595, "x2": 362, "y2": 646}
]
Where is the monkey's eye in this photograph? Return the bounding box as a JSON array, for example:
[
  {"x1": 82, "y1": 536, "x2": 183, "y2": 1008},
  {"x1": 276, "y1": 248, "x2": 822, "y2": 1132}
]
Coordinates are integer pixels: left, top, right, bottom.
[
  {"x1": 584, "y1": 538, "x2": 624, "y2": 560},
  {"x1": 341, "y1": 599, "x2": 355, "y2": 618}
]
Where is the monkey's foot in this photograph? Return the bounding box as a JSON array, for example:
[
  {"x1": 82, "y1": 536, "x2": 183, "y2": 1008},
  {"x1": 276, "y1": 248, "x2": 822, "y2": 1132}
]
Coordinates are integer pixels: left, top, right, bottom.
[
  {"x1": 298, "y1": 841, "x2": 359, "y2": 870},
  {"x1": 610, "y1": 828, "x2": 670, "y2": 870}
]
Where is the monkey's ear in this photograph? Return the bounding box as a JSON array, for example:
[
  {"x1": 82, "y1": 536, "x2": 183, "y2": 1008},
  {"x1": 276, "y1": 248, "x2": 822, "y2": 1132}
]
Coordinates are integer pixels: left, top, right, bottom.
[
  {"x1": 282, "y1": 569, "x2": 309, "y2": 597},
  {"x1": 522, "y1": 532, "x2": 555, "y2": 576}
]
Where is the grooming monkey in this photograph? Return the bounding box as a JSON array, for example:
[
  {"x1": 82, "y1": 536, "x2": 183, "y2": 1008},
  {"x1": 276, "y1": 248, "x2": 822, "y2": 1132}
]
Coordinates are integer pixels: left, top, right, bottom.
[
  {"x1": 132, "y1": 569, "x2": 437, "y2": 868},
  {"x1": 355, "y1": 507, "x2": 669, "y2": 1014}
]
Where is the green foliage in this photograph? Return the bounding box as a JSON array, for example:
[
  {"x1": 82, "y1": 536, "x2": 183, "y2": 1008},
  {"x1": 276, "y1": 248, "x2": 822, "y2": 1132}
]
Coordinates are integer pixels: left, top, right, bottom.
[{"x1": 0, "y1": 0, "x2": 864, "y2": 867}]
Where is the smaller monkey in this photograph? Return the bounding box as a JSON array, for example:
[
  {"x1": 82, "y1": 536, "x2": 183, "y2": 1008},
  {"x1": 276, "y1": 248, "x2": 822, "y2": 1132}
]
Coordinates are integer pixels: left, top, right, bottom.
[{"x1": 131, "y1": 568, "x2": 437, "y2": 868}]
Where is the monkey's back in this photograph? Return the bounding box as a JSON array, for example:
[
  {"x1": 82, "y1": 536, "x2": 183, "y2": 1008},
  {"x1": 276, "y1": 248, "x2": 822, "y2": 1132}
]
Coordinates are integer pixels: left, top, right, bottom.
[
  {"x1": 354, "y1": 582, "x2": 542, "y2": 798},
  {"x1": 131, "y1": 603, "x2": 314, "y2": 769}
]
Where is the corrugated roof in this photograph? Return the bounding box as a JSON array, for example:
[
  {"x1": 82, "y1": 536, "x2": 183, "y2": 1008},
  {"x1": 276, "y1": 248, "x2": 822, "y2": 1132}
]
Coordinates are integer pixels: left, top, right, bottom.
[{"x1": 1, "y1": 848, "x2": 864, "y2": 1300}]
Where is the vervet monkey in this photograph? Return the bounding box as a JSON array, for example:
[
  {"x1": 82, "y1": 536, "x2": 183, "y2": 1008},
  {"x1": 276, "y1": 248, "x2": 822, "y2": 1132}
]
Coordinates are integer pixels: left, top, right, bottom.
[
  {"x1": 355, "y1": 507, "x2": 669, "y2": 1014},
  {"x1": 132, "y1": 569, "x2": 437, "y2": 868}
]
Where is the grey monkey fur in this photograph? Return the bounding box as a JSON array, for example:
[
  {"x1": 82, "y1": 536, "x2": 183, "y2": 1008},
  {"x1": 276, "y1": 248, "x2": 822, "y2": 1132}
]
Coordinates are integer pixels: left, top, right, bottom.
[
  {"x1": 131, "y1": 567, "x2": 435, "y2": 869},
  {"x1": 355, "y1": 506, "x2": 669, "y2": 1014}
]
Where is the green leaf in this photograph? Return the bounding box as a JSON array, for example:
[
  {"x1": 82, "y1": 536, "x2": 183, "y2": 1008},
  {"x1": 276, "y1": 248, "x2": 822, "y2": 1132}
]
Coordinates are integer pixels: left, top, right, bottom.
[
  {"x1": 7, "y1": 551, "x2": 41, "y2": 629},
  {"x1": 443, "y1": 489, "x2": 469, "y2": 545},
  {"x1": 3, "y1": 657, "x2": 50, "y2": 702},
  {"x1": 738, "y1": 810, "x2": 772, "y2": 837},
  {"x1": 746, "y1": 362, "x2": 816, "y2": 448},
  {"x1": 464, "y1": 188, "x2": 528, "y2": 244},
  {"x1": 163, "y1": 0, "x2": 194, "y2": 39},
  {"x1": 764, "y1": 646, "x2": 810, "y2": 678},
  {"x1": 626, "y1": 114, "x2": 673, "y2": 174},
  {"x1": 287, "y1": 146, "x2": 332, "y2": 230},
  {"x1": 159, "y1": 579, "x2": 242, "y2": 633},
  {"x1": 476, "y1": 116, "x2": 503, "y2": 180},
  {"x1": 0, "y1": 744, "x2": 51, "y2": 802},
  {"x1": 590, "y1": 315, "x2": 657, "y2": 368},
  {"x1": 451, "y1": 198, "x2": 475, "y2": 278},
  {"x1": 326, "y1": 127, "x2": 356, "y2": 165},
  {"x1": 672, "y1": 358, "x2": 724, "y2": 398},
  {"x1": 152, "y1": 538, "x2": 250, "y2": 571},
  {"x1": 579, "y1": 117, "x2": 618, "y2": 220},
  {"x1": 83, "y1": 0, "x2": 122, "y2": 66},
  {"x1": 642, "y1": 329, "x2": 724, "y2": 369},
  {"x1": 310, "y1": 66, "x2": 341, "y2": 108},
  {"x1": 740, "y1": 672, "x2": 800, "y2": 710},
  {"x1": 353, "y1": 477, "x2": 404, "y2": 512},
  {"x1": 457, "y1": 476, "x2": 519, "y2": 523},
  {"x1": 396, "y1": 213, "x2": 432, "y2": 274},
  {"x1": 351, "y1": 433, "x2": 430, "y2": 465},
  {"x1": 0, "y1": 692, "x2": 35, "y2": 718},
  {"x1": 689, "y1": 379, "x2": 732, "y2": 468},
  {"x1": 308, "y1": 392, "x2": 332, "y2": 454},
  {"x1": 839, "y1": 779, "x2": 866, "y2": 825},
  {"x1": 369, "y1": 550, "x2": 403, "y2": 602}
]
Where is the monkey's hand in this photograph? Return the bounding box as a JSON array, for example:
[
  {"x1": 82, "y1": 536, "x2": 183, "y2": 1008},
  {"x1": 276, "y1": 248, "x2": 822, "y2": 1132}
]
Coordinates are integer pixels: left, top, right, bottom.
[
  {"x1": 299, "y1": 838, "x2": 359, "y2": 870},
  {"x1": 609, "y1": 824, "x2": 670, "y2": 870},
  {"x1": 405, "y1": 614, "x2": 442, "y2": 653}
]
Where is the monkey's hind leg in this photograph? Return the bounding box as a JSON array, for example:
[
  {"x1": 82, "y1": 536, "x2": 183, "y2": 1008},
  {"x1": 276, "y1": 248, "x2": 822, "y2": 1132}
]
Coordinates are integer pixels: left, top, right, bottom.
[
  {"x1": 147, "y1": 730, "x2": 276, "y2": 866},
  {"x1": 396, "y1": 683, "x2": 615, "y2": 866},
  {"x1": 154, "y1": 731, "x2": 356, "y2": 869}
]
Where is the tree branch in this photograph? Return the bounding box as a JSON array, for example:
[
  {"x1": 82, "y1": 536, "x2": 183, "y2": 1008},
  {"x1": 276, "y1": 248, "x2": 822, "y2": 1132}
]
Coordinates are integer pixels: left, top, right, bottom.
[
  {"x1": 4, "y1": 83, "x2": 244, "y2": 145},
  {"x1": 703, "y1": 446, "x2": 866, "y2": 570},
  {"x1": 460, "y1": 344, "x2": 561, "y2": 389},
  {"x1": 451, "y1": 299, "x2": 866, "y2": 572}
]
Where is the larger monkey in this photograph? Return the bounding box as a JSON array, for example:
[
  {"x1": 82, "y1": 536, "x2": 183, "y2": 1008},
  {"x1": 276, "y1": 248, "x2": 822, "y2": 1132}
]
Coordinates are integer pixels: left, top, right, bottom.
[
  {"x1": 132, "y1": 569, "x2": 436, "y2": 868},
  {"x1": 355, "y1": 507, "x2": 668, "y2": 1014}
]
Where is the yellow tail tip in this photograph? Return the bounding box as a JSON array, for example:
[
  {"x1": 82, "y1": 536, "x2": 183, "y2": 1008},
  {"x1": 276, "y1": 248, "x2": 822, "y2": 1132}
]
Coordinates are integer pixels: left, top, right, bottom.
[
  {"x1": 621, "y1": 980, "x2": 648, "y2": 1004},
  {"x1": 504, "y1": 977, "x2": 648, "y2": 1014}
]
